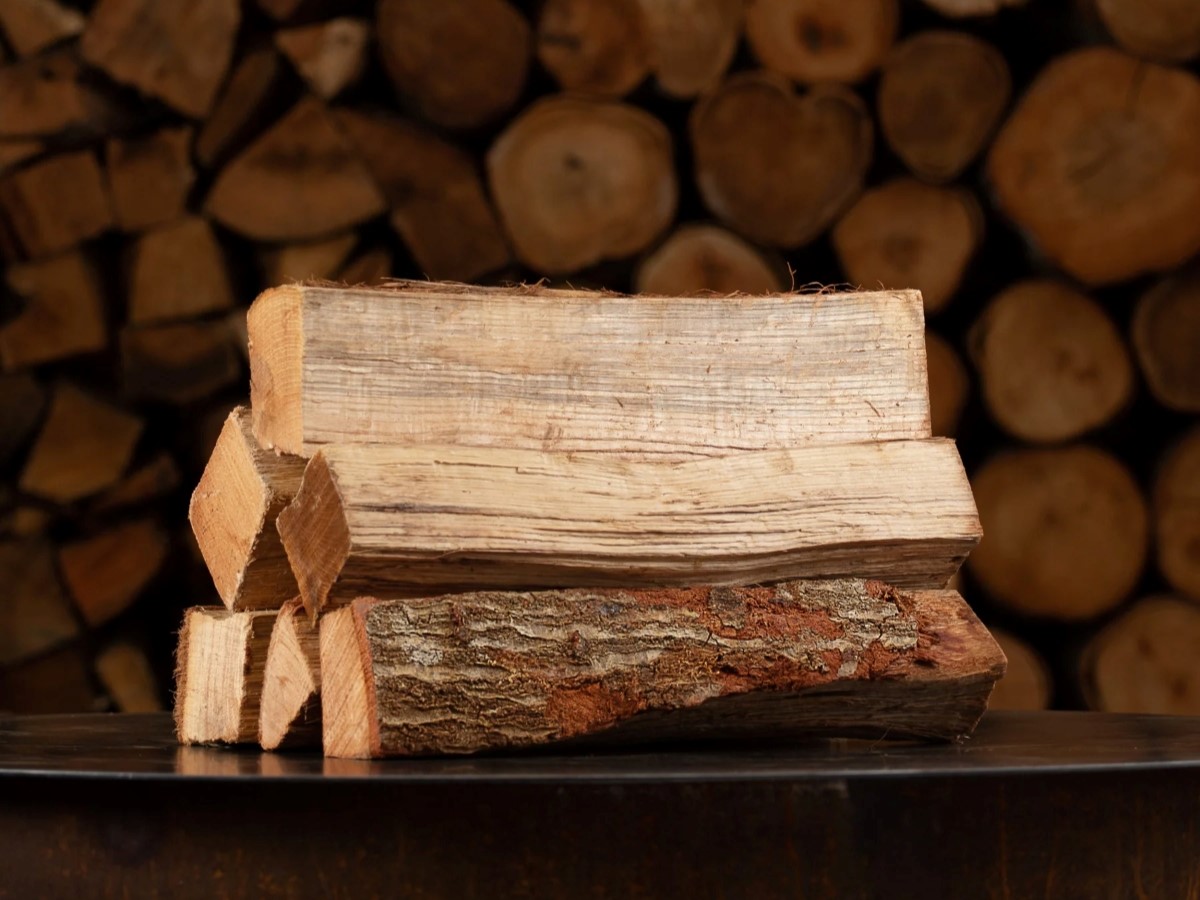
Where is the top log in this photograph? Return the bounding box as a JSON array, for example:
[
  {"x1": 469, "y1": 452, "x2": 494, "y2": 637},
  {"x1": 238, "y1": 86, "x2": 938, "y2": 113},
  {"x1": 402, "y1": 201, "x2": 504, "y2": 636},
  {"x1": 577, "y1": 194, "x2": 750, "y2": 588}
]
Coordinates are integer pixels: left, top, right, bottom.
[{"x1": 247, "y1": 281, "x2": 931, "y2": 458}]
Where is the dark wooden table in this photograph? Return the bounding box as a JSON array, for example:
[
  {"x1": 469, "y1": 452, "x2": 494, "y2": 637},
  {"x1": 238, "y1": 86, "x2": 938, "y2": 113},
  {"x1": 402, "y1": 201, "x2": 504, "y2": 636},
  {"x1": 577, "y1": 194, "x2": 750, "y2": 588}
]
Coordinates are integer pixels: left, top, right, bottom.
[{"x1": 1, "y1": 711, "x2": 1198, "y2": 899}]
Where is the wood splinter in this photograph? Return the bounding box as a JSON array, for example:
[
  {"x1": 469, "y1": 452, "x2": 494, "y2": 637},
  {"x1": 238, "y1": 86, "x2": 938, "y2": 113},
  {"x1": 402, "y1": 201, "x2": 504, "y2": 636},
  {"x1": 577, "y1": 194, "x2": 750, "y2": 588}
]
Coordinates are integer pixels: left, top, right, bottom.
[{"x1": 320, "y1": 579, "x2": 1006, "y2": 758}]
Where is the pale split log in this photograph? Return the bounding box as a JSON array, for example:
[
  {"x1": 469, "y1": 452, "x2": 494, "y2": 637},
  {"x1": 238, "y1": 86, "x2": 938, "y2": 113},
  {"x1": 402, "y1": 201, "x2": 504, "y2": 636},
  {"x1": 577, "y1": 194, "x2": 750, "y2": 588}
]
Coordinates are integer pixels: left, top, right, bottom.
[
  {"x1": 259, "y1": 597, "x2": 321, "y2": 750},
  {"x1": 691, "y1": 72, "x2": 872, "y2": 248},
  {"x1": 127, "y1": 217, "x2": 235, "y2": 324},
  {"x1": 745, "y1": 0, "x2": 898, "y2": 84},
  {"x1": 190, "y1": 407, "x2": 306, "y2": 611},
  {"x1": 175, "y1": 607, "x2": 277, "y2": 744},
  {"x1": 487, "y1": 96, "x2": 675, "y2": 273},
  {"x1": 832, "y1": 178, "x2": 982, "y2": 314},
  {"x1": 95, "y1": 641, "x2": 162, "y2": 712},
  {"x1": 0, "y1": 538, "x2": 78, "y2": 666},
  {"x1": 1095, "y1": 0, "x2": 1200, "y2": 63},
  {"x1": 105, "y1": 127, "x2": 195, "y2": 232},
  {"x1": 878, "y1": 30, "x2": 1011, "y2": 183},
  {"x1": 987, "y1": 47, "x2": 1200, "y2": 286},
  {"x1": 969, "y1": 446, "x2": 1148, "y2": 621},
  {"x1": 1154, "y1": 428, "x2": 1200, "y2": 600},
  {"x1": 986, "y1": 628, "x2": 1052, "y2": 711},
  {"x1": 1082, "y1": 595, "x2": 1200, "y2": 715},
  {"x1": 1132, "y1": 265, "x2": 1200, "y2": 413},
  {"x1": 58, "y1": 517, "x2": 168, "y2": 627},
  {"x1": 969, "y1": 280, "x2": 1133, "y2": 442},
  {"x1": 195, "y1": 47, "x2": 286, "y2": 169},
  {"x1": 246, "y1": 281, "x2": 931, "y2": 457},
  {"x1": 278, "y1": 441, "x2": 979, "y2": 618},
  {"x1": 275, "y1": 18, "x2": 369, "y2": 99},
  {"x1": 19, "y1": 384, "x2": 142, "y2": 502},
  {"x1": 1, "y1": 250, "x2": 106, "y2": 369},
  {"x1": 259, "y1": 233, "x2": 358, "y2": 287},
  {"x1": 635, "y1": 225, "x2": 786, "y2": 295},
  {"x1": 636, "y1": 0, "x2": 741, "y2": 98},
  {"x1": 320, "y1": 580, "x2": 1005, "y2": 757},
  {"x1": 336, "y1": 109, "x2": 511, "y2": 282},
  {"x1": 925, "y1": 331, "x2": 968, "y2": 439},
  {"x1": 0, "y1": 0, "x2": 84, "y2": 57},
  {"x1": 120, "y1": 320, "x2": 241, "y2": 404},
  {"x1": 81, "y1": 0, "x2": 240, "y2": 118},
  {"x1": 205, "y1": 97, "x2": 386, "y2": 241},
  {"x1": 536, "y1": 0, "x2": 651, "y2": 98},
  {"x1": 376, "y1": 0, "x2": 531, "y2": 130},
  {"x1": 0, "y1": 150, "x2": 113, "y2": 259}
]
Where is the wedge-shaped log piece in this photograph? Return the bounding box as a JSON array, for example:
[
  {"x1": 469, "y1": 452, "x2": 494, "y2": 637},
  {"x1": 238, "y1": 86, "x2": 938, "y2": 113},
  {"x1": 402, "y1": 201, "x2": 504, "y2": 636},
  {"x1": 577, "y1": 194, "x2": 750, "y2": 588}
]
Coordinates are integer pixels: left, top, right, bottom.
[
  {"x1": 190, "y1": 407, "x2": 306, "y2": 610},
  {"x1": 259, "y1": 597, "x2": 321, "y2": 750},
  {"x1": 248, "y1": 281, "x2": 931, "y2": 457},
  {"x1": 175, "y1": 607, "x2": 276, "y2": 745},
  {"x1": 279, "y1": 441, "x2": 979, "y2": 617},
  {"x1": 321, "y1": 579, "x2": 1005, "y2": 757}
]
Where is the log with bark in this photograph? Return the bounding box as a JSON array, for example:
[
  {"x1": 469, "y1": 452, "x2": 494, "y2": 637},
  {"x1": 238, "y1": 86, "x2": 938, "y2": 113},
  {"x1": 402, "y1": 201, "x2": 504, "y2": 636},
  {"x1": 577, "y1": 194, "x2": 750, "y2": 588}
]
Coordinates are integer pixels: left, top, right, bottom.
[
  {"x1": 0, "y1": 150, "x2": 113, "y2": 259},
  {"x1": 376, "y1": 0, "x2": 531, "y2": 130},
  {"x1": 190, "y1": 407, "x2": 306, "y2": 611},
  {"x1": 259, "y1": 597, "x2": 320, "y2": 750},
  {"x1": 877, "y1": 30, "x2": 1010, "y2": 183},
  {"x1": 1094, "y1": 0, "x2": 1200, "y2": 63},
  {"x1": 127, "y1": 217, "x2": 234, "y2": 324},
  {"x1": 0, "y1": 538, "x2": 78, "y2": 666},
  {"x1": 175, "y1": 607, "x2": 276, "y2": 744},
  {"x1": 1082, "y1": 595, "x2": 1200, "y2": 716},
  {"x1": 987, "y1": 48, "x2": 1200, "y2": 285},
  {"x1": 205, "y1": 97, "x2": 386, "y2": 241},
  {"x1": 1, "y1": 250, "x2": 106, "y2": 369},
  {"x1": 105, "y1": 127, "x2": 195, "y2": 232},
  {"x1": 987, "y1": 628, "x2": 1052, "y2": 711},
  {"x1": 536, "y1": 0, "x2": 650, "y2": 98},
  {"x1": 744, "y1": 0, "x2": 898, "y2": 84},
  {"x1": 337, "y1": 110, "x2": 511, "y2": 282},
  {"x1": 691, "y1": 72, "x2": 872, "y2": 247},
  {"x1": 969, "y1": 446, "x2": 1148, "y2": 621},
  {"x1": 246, "y1": 282, "x2": 931, "y2": 457},
  {"x1": 1154, "y1": 427, "x2": 1200, "y2": 601},
  {"x1": 487, "y1": 96, "x2": 676, "y2": 273},
  {"x1": 969, "y1": 280, "x2": 1133, "y2": 443},
  {"x1": 1132, "y1": 265, "x2": 1200, "y2": 413},
  {"x1": 831, "y1": 178, "x2": 982, "y2": 314},
  {"x1": 634, "y1": 225, "x2": 785, "y2": 296},
  {"x1": 19, "y1": 384, "x2": 142, "y2": 502},
  {"x1": 320, "y1": 579, "x2": 1005, "y2": 757},
  {"x1": 57, "y1": 517, "x2": 168, "y2": 626},
  {"x1": 80, "y1": 0, "x2": 240, "y2": 118},
  {"x1": 277, "y1": 441, "x2": 979, "y2": 617}
]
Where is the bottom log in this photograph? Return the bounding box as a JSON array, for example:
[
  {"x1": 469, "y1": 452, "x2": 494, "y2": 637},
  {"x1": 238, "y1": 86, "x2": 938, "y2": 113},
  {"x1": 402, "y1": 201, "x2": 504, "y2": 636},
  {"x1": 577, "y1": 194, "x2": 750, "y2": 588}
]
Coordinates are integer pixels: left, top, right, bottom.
[
  {"x1": 259, "y1": 598, "x2": 321, "y2": 751},
  {"x1": 320, "y1": 579, "x2": 1005, "y2": 758}
]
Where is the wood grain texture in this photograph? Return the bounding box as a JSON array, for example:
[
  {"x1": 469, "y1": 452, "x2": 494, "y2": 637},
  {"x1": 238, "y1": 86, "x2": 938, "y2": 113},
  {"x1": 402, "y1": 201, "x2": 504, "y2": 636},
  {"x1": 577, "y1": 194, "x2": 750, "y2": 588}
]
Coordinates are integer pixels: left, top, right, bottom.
[
  {"x1": 259, "y1": 597, "x2": 321, "y2": 750},
  {"x1": 278, "y1": 440, "x2": 979, "y2": 617},
  {"x1": 189, "y1": 407, "x2": 305, "y2": 610},
  {"x1": 175, "y1": 607, "x2": 276, "y2": 744},
  {"x1": 247, "y1": 281, "x2": 931, "y2": 457},
  {"x1": 320, "y1": 580, "x2": 1005, "y2": 757}
]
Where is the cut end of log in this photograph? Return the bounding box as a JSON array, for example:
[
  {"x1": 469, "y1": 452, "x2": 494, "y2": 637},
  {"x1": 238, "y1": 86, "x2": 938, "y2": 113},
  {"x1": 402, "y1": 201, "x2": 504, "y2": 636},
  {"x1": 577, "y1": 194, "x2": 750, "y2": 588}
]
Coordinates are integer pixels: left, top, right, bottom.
[
  {"x1": 1132, "y1": 266, "x2": 1200, "y2": 413},
  {"x1": 745, "y1": 0, "x2": 899, "y2": 84},
  {"x1": 635, "y1": 225, "x2": 785, "y2": 295},
  {"x1": 175, "y1": 607, "x2": 276, "y2": 745},
  {"x1": 260, "y1": 597, "x2": 321, "y2": 750},
  {"x1": 276, "y1": 451, "x2": 352, "y2": 619},
  {"x1": 1154, "y1": 427, "x2": 1200, "y2": 600},
  {"x1": 190, "y1": 406, "x2": 305, "y2": 610},
  {"x1": 536, "y1": 0, "x2": 651, "y2": 98},
  {"x1": 248, "y1": 285, "x2": 304, "y2": 454},
  {"x1": 987, "y1": 628, "x2": 1051, "y2": 711},
  {"x1": 319, "y1": 602, "x2": 376, "y2": 758}
]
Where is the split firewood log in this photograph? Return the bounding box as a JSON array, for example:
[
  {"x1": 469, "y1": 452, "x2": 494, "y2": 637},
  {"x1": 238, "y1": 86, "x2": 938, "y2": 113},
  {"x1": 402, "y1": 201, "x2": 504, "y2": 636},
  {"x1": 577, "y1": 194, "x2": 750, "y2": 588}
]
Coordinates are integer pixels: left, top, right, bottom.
[
  {"x1": 105, "y1": 127, "x2": 195, "y2": 232},
  {"x1": 1, "y1": 250, "x2": 106, "y2": 369}
]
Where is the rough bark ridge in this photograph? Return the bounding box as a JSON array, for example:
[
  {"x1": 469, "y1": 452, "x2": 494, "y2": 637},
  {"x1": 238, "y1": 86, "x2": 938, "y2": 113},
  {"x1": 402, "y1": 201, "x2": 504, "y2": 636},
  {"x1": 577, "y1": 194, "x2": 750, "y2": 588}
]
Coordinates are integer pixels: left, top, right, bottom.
[{"x1": 321, "y1": 579, "x2": 1006, "y2": 757}]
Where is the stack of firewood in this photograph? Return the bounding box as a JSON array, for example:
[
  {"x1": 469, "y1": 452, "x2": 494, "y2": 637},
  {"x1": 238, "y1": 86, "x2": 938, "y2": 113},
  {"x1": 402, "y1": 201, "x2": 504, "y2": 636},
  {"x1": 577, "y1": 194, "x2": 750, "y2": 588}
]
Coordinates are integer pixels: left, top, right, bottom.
[
  {"x1": 174, "y1": 279, "x2": 1003, "y2": 757},
  {"x1": 1, "y1": 0, "x2": 1198, "y2": 719}
]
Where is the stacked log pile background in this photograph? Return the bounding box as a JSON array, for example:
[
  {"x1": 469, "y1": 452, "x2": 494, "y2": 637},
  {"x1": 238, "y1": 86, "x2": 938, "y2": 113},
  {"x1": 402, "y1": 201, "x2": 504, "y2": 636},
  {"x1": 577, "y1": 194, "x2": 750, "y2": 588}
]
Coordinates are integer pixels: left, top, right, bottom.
[{"x1": 0, "y1": 0, "x2": 1198, "y2": 718}]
